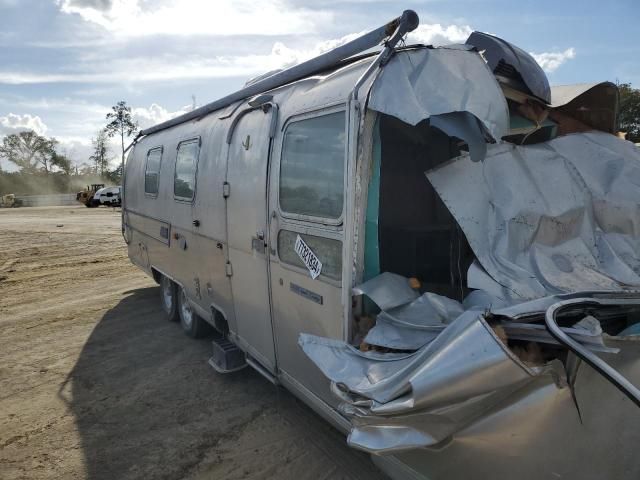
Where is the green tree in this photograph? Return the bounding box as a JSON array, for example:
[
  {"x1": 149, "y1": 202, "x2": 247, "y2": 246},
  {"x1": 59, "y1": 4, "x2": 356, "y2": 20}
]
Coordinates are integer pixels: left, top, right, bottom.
[
  {"x1": 619, "y1": 83, "x2": 640, "y2": 143},
  {"x1": 0, "y1": 130, "x2": 58, "y2": 173},
  {"x1": 89, "y1": 129, "x2": 110, "y2": 176},
  {"x1": 105, "y1": 101, "x2": 138, "y2": 174},
  {"x1": 78, "y1": 162, "x2": 95, "y2": 176},
  {"x1": 104, "y1": 165, "x2": 122, "y2": 184},
  {"x1": 52, "y1": 151, "x2": 72, "y2": 175}
]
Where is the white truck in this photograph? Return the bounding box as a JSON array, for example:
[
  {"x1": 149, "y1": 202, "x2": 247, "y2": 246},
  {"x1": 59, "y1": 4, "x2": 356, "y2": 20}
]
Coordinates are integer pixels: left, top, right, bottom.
[{"x1": 92, "y1": 186, "x2": 121, "y2": 207}]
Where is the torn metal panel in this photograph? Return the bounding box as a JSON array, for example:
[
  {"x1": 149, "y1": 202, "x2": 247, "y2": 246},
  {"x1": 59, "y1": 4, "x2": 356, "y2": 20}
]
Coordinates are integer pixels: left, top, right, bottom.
[
  {"x1": 298, "y1": 333, "x2": 417, "y2": 401},
  {"x1": 363, "y1": 292, "x2": 463, "y2": 350},
  {"x1": 462, "y1": 288, "x2": 509, "y2": 311},
  {"x1": 429, "y1": 111, "x2": 488, "y2": 162},
  {"x1": 499, "y1": 321, "x2": 619, "y2": 354},
  {"x1": 550, "y1": 82, "x2": 619, "y2": 134},
  {"x1": 343, "y1": 363, "x2": 565, "y2": 455},
  {"x1": 382, "y1": 292, "x2": 464, "y2": 327},
  {"x1": 352, "y1": 272, "x2": 419, "y2": 311},
  {"x1": 354, "y1": 273, "x2": 616, "y2": 353},
  {"x1": 365, "y1": 311, "x2": 617, "y2": 354},
  {"x1": 363, "y1": 317, "x2": 443, "y2": 350},
  {"x1": 427, "y1": 132, "x2": 640, "y2": 301},
  {"x1": 301, "y1": 308, "x2": 567, "y2": 455},
  {"x1": 301, "y1": 310, "x2": 537, "y2": 406},
  {"x1": 465, "y1": 260, "x2": 512, "y2": 306},
  {"x1": 551, "y1": 82, "x2": 616, "y2": 108},
  {"x1": 301, "y1": 284, "x2": 640, "y2": 477},
  {"x1": 367, "y1": 47, "x2": 509, "y2": 144}
]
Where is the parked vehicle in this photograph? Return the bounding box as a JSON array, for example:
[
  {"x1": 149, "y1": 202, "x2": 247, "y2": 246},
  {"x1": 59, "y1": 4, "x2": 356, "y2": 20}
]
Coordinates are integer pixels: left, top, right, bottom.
[
  {"x1": 76, "y1": 183, "x2": 105, "y2": 207},
  {"x1": 123, "y1": 10, "x2": 640, "y2": 480},
  {"x1": 0, "y1": 194, "x2": 22, "y2": 208},
  {"x1": 92, "y1": 186, "x2": 121, "y2": 207}
]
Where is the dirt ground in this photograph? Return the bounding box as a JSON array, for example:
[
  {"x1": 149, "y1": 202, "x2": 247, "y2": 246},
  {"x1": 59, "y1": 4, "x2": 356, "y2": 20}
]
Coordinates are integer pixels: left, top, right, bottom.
[{"x1": 0, "y1": 206, "x2": 388, "y2": 480}]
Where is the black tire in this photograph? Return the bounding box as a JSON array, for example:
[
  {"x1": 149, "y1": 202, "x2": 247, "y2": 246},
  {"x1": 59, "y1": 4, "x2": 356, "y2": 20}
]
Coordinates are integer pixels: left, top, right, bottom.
[
  {"x1": 177, "y1": 287, "x2": 211, "y2": 338},
  {"x1": 160, "y1": 276, "x2": 180, "y2": 322}
]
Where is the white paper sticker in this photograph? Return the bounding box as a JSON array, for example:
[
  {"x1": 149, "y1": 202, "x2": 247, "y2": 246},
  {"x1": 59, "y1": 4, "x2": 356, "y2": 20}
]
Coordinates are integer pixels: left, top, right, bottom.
[{"x1": 294, "y1": 234, "x2": 323, "y2": 280}]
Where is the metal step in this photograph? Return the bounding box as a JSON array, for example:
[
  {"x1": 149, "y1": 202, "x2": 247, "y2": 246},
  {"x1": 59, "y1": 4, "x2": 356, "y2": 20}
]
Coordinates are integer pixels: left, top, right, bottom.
[{"x1": 208, "y1": 333, "x2": 247, "y2": 374}]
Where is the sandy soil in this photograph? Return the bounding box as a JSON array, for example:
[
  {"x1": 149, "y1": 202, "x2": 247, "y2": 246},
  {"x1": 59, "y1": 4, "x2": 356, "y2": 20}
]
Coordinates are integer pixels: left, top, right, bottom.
[{"x1": 0, "y1": 206, "x2": 387, "y2": 480}]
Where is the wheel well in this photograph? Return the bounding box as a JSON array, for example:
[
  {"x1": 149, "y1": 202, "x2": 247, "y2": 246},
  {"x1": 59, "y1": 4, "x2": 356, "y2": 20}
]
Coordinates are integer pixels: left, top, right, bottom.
[
  {"x1": 211, "y1": 307, "x2": 229, "y2": 335},
  {"x1": 151, "y1": 268, "x2": 162, "y2": 285}
]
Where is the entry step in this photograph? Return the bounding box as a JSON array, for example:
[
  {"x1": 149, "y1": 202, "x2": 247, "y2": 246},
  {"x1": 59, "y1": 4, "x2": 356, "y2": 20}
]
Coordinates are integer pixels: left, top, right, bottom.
[{"x1": 208, "y1": 333, "x2": 247, "y2": 374}]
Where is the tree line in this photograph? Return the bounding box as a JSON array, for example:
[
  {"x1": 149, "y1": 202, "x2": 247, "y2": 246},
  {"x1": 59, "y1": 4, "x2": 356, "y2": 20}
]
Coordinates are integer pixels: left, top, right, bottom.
[{"x1": 0, "y1": 101, "x2": 138, "y2": 195}]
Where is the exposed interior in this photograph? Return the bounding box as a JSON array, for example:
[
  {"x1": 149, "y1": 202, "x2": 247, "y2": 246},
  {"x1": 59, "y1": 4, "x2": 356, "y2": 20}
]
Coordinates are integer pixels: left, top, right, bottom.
[
  {"x1": 371, "y1": 114, "x2": 474, "y2": 302},
  {"x1": 352, "y1": 114, "x2": 640, "y2": 382}
]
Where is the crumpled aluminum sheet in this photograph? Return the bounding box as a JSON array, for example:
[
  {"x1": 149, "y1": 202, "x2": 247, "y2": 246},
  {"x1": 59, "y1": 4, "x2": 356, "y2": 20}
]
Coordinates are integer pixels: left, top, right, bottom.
[
  {"x1": 300, "y1": 309, "x2": 567, "y2": 453},
  {"x1": 427, "y1": 132, "x2": 640, "y2": 301},
  {"x1": 363, "y1": 292, "x2": 463, "y2": 350},
  {"x1": 300, "y1": 310, "x2": 539, "y2": 406},
  {"x1": 298, "y1": 333, "x2": 418, "y2": 401},
  {"x1": 352, "y1": 272, "x2": 418, "y2": 311},
  {"x1": 382, "y1": 291, "x2": 464, "y2": 326},
  {"x1": 368, "y1": 47, "x2": 509, "y2": 145},
  {"x1": 363, "y1": 314, "x2": 443, "y2": 350},
  {"x1": 355, "y1": 272, "x2": 614, "y2": 353},
  {"x1": 429, "y1": 111, "x2": 488, "y2": 162},
  {"x1": 301, "y1": 277, "x2": 640, "y2": 465}
]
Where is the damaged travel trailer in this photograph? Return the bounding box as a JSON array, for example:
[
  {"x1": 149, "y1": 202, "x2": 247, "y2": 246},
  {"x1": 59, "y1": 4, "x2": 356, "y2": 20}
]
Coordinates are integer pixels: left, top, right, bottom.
[{"x1": 122, "y1": 10, "x2": 640, "y2": 479}]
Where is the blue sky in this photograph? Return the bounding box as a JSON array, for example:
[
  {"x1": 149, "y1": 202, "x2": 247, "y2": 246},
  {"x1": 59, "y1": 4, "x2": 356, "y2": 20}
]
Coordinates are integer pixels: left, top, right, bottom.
[{"x1": 0, "y1": 0, "x2": 638, "y2": 169}]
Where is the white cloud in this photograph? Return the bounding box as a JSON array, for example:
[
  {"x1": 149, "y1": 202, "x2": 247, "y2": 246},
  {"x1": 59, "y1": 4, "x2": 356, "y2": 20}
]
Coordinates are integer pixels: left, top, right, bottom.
[
  {"x1": 407, "y1": 23, "x2": 473, "y2": 46},
  {"x1": 531, "y1": 47, "x2": 576, "y2": 73},
  {"x1": 55, "y1": 137, "x2": 95, "y2": 167},
  {"x1": 0, "y1": 21, "x2": 478, "y2": 86},
  {"x1": 261, "y1": 31, "x2": 367, "y2": 71},
  {"x1": 57, "y1": 0, "x2": 331, "y2": 37},
  {"x1": 0, "y1": 113, "x2": 48, "y2": 135},
  {"x1": 132, "y1": 103, "x2": 192, "y2": 130}
]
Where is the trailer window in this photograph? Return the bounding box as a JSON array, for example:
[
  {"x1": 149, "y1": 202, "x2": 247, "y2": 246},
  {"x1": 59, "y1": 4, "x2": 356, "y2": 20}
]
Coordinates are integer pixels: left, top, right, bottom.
[
  {"x1": 145, "y1": 147, "x2": 162, "y2": 195},
  {"x1": 174, "y1": 139, "x2": 199, "y2": 201},
  {"x1": 279, "y1": 112, "x2": 345, "y2": 219}
]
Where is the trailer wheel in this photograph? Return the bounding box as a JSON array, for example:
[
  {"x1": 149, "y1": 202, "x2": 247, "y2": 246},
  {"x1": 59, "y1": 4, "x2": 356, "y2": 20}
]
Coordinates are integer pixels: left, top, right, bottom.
[
  {"x1": 160, "y1": 276, "x2": 179, "y2": 322},
  {"x1": 178, "y1": 287, "x2": 211, "y2": 338}
]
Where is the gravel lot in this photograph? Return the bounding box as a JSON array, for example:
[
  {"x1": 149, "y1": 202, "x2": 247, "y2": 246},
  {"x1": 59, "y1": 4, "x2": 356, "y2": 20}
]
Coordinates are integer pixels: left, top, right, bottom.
[{"x1": 0, "y1": 206, "x2": 387, "y2": 480}]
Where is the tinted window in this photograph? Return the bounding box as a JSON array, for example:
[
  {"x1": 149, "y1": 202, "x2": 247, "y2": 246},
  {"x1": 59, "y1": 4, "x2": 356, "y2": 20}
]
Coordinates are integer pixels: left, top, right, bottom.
[
  {"x1": 280, "y1": 112, "x2": 345, "y2": 219},
  {"x1": 278, "y1": 230, "x2": 342, "y2": 280},
  {"x1": 174, "y1": 139, "x2": 199, "y2": 200},
  {"x1": 145, "y1": 147, "x2": 162, "y2": 195}
]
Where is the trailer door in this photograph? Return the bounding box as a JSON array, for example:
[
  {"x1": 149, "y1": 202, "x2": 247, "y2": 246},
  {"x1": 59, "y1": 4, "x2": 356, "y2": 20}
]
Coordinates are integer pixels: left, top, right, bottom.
[
  {"x1": 226, "y1": 105, "x2": 277, "y2": 372},
  {"x1": 268, "y1": 108, "x2": 346, "y2": 404}
]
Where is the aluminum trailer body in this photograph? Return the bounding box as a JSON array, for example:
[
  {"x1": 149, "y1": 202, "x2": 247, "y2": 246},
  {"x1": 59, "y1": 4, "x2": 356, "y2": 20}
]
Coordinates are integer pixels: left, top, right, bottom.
[{"x1": 123, "y1": 11, "x2": 640, "y2": 480}]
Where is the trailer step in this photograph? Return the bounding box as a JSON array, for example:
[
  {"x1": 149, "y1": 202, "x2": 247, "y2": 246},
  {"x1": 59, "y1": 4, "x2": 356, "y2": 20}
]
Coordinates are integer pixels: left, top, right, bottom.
[{"x1": 208, "y1": 333, "x2": 247, "y2": 374}]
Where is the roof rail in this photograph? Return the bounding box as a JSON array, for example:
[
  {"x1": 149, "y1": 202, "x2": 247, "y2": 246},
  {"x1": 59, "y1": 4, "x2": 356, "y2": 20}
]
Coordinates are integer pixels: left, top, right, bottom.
[{"x1": 139, "y1": 10, "x2": 419, "y2": 137}]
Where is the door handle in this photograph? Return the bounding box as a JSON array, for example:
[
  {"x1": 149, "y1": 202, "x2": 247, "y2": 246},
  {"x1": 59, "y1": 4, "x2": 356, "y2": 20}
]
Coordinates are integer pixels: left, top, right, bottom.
[{"x1": 251, "y1": 229, "x2": 267, "y2": 254}]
